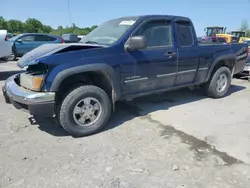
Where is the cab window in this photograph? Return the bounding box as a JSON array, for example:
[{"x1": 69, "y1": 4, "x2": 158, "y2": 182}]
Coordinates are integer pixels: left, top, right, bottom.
[{"x1": 133, "y1": 19, "x2": 172, "y2": 48}]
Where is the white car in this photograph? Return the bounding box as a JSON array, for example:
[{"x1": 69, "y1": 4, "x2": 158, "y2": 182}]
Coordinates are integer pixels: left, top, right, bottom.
[{"x1": 0, "y1": 30, "x2": 12, "y2": 59}]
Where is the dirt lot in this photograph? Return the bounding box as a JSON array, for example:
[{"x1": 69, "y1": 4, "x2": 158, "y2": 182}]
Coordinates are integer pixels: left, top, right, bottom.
[{"x1": 1, "y1": 61, "x2": 250, "y2": 188}]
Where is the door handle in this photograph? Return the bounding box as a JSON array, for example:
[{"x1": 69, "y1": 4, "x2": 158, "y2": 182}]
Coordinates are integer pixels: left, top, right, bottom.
[{"x1": 164, "y1": 52, "x2": 176, "y2": 57}]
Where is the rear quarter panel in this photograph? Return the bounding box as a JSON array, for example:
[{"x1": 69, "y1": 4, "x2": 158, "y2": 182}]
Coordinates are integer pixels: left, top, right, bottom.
[
  {"x1": 198, "y1": 43, "x2": 248, "y2": 77},
  {"x1": 197, "y1": 44, "x2": 232, "y2": 82},
  {"x1": 231, "y1": 43, "x2": 248, "y2": 74}
]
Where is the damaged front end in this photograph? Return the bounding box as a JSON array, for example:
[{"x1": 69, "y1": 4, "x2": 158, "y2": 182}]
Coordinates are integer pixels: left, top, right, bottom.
[
  {"x1": 3, "y1": 43, "x2": 104, "y2": 117},
  {"x1": 19, "y1": 63, "x2": 48, "y2": 92},
  {"x1": 2, "y1": 62, "x2": 55, "y2": 117}
]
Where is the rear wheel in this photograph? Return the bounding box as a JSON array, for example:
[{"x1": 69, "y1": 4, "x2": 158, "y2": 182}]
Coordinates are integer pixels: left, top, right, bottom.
[
  {"x1": 58, "y1": 85, "x2": 111, "y2": 137},
  {"x1": 205, "y1": 66, "x2": 231, "y2": 98},
  {"x1": 6, "y1": 53, "x2": 16, "y2": 61}
]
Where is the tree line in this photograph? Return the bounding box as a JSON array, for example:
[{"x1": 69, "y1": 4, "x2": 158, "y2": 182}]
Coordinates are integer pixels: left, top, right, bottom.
[
  {"x1": 239, "y1": 20, "x2": 250, "y2": 37},
  {"x1": 0, "y1": 16, "x2": 97, "y2": 36},
  {"x1": 0, "y1": 16, "x2": 249, "y2": 38}
]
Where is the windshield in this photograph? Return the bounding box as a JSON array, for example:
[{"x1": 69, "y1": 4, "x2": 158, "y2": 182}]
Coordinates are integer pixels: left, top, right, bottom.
[
  {"x1": 81, "y1": 18, "x2": 138, "y2": 46},
  {"x1": 232, "y1": 32, "x2": 245, "y2": 38},
  {"x1": 206, "y1": 28, "x2": 224, "y2": 37}
]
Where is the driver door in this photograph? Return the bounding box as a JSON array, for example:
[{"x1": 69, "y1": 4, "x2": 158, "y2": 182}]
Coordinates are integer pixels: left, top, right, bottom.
[{"x1": 121, "y1": 18, "x2": 178, "y2": 95}]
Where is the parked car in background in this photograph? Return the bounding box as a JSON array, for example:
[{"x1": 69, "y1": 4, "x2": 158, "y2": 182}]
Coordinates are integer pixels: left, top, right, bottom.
[
  {"x1": 62, "y1": 33, "x2": 78, "y2": 43},
  {"x1": 6, "y1": 33, "x2": 64, "y2": 61},
  {"x1": 6, "y1": 33, "x2": 14, "y2": 40},
  {"x1": 0, "y1": 30, "x2": 12, "y2": 59}
]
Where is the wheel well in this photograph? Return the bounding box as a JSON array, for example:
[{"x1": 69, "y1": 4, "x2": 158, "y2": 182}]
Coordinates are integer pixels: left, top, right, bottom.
[
  {"x1": 213, "y1": 59, "x2": 235, "y2": 72},
  {"x1": 55, "y1": 71, "x2": 113, "y2": 105},
  {"x1": 209, "y1": 59, "x2": 235, "y2": 80}
]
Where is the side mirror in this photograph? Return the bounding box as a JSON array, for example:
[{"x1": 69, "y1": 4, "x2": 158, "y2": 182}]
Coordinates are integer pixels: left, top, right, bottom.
[
  {"x1": 125, "y1": 36, "x2": 146, "y2": 51},
  {"x1": 17, "y1": 38, "x2": 22, "y2": 42}
]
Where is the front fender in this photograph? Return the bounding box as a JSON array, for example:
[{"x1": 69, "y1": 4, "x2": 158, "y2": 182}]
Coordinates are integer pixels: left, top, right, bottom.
[{"x1": 47, "y1": 63, "x2": 121, "y2": 100}]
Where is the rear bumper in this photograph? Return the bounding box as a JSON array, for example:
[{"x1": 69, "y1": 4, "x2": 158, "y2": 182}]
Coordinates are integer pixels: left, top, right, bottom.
[
  {"x1": 2, "y1": 74, "x2": 55, "y2": 117},
  {"x1": 236, "y1": 63, "x2": 250, "y2": 76}
]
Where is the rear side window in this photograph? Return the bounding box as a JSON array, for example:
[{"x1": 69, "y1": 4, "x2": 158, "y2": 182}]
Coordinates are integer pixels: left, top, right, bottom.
[
  {"x1": 175, "y1": 21, "x2": 194, "y2": 46},
  {"x1": 21, "y1": 35, "x2": 35, "y2": 41},
  {"x1": 134, "y1": 19, "x2": 172, "y2": 47},
  {"x1": 35, "y1": 35, "x2": 56, "y2": 41}
]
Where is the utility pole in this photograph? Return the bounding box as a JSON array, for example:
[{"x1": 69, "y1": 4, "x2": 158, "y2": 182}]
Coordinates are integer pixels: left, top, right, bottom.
[{"x1": 68, "y1": 0, "x2": 72, "y2": 27}]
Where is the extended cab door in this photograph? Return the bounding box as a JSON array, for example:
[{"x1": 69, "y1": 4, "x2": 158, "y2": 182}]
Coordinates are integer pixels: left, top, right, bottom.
[
  {"x1": 121, "y1": 18, "x2": 178, "y2": 94},
  {"x1": 174, "y1": 19, "x2": 199, "y2": 85}
]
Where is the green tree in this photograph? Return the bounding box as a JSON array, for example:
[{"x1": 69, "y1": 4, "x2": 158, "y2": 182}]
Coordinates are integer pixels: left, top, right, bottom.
[
  {"x1": 57, "y1": 25, "x2": 63, "y2": 30},
  {"x1": 240, "y1": 20, "x2": 249, "y2": 31},
  {"x1": 0, "y1": 16, "x2": 7, "y2": 30},
  {"x1": 42, "y1": 25, "x2": 52, "y2": 33},
  {"x1": 24, "y1": 18, "x2": 43, "y2": 33},
  {"x1": 91, "y1": 25, "x2": 98, "y2": 30},
  {"x1": 1, "y1": 17, "x2": 98, "y2": 36},
  {"x1": 6, "y1": 19, "x2": 23, "y2": 33}
]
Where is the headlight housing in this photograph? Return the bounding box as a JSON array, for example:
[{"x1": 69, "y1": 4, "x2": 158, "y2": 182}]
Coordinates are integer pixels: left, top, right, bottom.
[{"x1": 20, "y1": 72, "x2": 45, "y2": 91}]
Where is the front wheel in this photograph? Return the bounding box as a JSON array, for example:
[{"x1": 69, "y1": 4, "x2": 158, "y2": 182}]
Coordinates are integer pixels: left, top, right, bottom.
[
  {"x1": 205, "y1": 66, "x2": 232, "y2": 98},
  {"x1": 58, "y1": 85, "x2": 112, "y2": 137}
]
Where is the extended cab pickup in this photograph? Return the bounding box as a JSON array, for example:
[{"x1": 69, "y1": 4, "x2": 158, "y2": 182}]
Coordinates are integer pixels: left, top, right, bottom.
[{"x1": 2, "y1": 15, "x2": 248, "y2": 137}]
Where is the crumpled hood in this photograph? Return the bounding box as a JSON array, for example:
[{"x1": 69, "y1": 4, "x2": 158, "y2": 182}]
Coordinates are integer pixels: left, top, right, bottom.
[{"x1": 17, "y1": 43, "x2": 103, "y2": 68}]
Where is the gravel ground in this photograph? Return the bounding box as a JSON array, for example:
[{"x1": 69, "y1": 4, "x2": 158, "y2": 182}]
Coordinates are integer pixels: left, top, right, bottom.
[{"x1": 1, "y1": 60, "x2": 250, "y2": 188}]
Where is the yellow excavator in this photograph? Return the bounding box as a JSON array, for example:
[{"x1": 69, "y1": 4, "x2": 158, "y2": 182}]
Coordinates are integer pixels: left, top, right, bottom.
[
  {"x1": 204, "y1": 26, "x2": 238, "y2": 43},
  {"x1": 229, "y1": 31, "x2": 250, "y2": 43}
]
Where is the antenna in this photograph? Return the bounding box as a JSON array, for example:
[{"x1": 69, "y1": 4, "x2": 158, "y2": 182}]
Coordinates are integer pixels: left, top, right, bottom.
[{"x1": 68, "y1": 0, "x2": 72, "y2": 27}]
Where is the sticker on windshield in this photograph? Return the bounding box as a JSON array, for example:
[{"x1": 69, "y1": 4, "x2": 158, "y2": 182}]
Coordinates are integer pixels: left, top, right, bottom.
[{"x1": 119, "y1": 20, "x2": 136, "y2": 26}]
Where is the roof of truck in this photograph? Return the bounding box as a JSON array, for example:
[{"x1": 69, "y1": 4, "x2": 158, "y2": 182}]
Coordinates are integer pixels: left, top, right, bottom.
[{"x1": 111, "y1": 15, "x2": 191, "y2": 21}]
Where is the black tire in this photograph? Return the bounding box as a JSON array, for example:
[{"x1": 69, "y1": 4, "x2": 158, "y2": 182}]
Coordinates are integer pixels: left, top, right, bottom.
[
  {"x1": 58, "y1": 85, "x2": 111, "y2": 137},
  {"x1": 205, "y1": 66, "x2": 231, "y2": 98}
]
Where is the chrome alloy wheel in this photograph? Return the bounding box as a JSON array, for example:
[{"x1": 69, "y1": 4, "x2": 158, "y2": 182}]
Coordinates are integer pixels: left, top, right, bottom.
[
  {"x1": 73, "y1": 97, "x2": 102, "y2": 126},
  {"x1": 216, "y1": 73, "x2": 228, "y2": 92}
]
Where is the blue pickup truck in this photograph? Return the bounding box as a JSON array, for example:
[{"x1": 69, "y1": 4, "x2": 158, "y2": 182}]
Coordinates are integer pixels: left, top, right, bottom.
[{"x1": 3, "y1": 15, "x2": 248, "y2": 137}]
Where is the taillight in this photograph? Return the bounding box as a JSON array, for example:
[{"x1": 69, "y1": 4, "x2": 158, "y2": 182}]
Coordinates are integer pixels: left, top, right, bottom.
[
  {"x1": 246, "y1": 47, "x2": 249, "y2": 58},
  {"x1": 58, "y1": 36, "x2": 64, "y2": 43}
]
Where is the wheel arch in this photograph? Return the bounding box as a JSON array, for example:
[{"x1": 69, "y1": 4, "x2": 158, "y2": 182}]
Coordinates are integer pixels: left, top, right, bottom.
[
  {"x1": 50, "y1": 63, "x2": 121, "y2": 109},
  {"x1": 205, "y1": 54, "x2": 236, "y2": 82}
]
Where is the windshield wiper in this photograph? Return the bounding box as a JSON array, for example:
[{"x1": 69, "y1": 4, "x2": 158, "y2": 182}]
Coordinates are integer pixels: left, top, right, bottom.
[{"x1": 84, "y1": 40, "x2": 99, "y2": 44}]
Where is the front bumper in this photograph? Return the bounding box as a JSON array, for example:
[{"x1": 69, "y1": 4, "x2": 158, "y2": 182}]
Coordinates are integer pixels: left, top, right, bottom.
[{"x1": 2, "y1": 74, "x2": 55, "y2": 117}]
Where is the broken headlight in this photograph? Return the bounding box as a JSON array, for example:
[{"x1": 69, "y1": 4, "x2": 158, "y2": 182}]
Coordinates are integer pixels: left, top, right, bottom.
[
  {"x1": 20, "y1": 73, "x2": 45, "y2": 91},
  {"x1": 20, "y1": 63, "x2": 48, "y2": 91}
]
